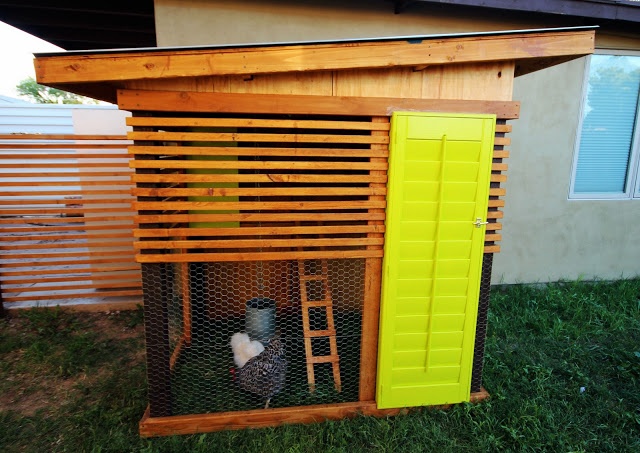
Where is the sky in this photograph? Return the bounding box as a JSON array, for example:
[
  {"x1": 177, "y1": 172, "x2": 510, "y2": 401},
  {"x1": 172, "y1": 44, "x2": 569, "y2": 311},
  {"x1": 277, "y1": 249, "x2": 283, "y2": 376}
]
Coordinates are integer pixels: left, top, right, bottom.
[{"x1": 0, "y1": 21, "x2": 62, "y2": 99}]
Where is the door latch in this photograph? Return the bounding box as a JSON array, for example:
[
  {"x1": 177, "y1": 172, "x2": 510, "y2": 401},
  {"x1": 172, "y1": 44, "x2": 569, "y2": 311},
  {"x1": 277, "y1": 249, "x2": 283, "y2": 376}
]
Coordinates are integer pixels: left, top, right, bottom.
[{"x1": 473, "y1": 218, "x2": 489, "y2": 228}]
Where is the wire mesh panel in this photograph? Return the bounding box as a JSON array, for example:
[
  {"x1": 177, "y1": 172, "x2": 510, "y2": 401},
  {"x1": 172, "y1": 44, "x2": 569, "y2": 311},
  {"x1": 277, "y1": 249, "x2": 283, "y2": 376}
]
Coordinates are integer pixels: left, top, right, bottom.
[{"x1": 143, "y1": 258, "x2": 364, "y2": 416}]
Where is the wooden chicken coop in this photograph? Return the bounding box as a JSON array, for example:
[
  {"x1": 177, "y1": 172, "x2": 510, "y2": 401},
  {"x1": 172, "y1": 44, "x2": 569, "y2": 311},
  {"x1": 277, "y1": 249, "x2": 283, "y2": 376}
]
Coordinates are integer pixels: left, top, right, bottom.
[{"x1": 33, "y1": 26, "x2": 595, "y2": 436}]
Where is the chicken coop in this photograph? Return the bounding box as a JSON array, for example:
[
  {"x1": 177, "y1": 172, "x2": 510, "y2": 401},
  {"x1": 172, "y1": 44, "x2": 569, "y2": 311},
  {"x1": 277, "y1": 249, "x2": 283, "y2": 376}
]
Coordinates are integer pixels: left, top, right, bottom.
[{"x1": 33, "y1": 26, "x2": 595, "y2": 436}]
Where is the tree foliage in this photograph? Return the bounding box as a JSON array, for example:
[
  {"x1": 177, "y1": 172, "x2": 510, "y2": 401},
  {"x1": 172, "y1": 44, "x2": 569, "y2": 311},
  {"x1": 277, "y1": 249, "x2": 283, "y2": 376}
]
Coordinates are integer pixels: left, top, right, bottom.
[{"x1": 16, "y1": 77, "x2": 98, "y2": 104}]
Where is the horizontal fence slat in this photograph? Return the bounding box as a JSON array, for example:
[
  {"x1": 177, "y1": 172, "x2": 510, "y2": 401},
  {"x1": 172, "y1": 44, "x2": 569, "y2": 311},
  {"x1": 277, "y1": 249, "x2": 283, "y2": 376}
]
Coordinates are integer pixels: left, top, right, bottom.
[
  {"x1": 1, "y1": 272, "x2": 141, "y2": 285},
  {"x1": 3, "y1": 289, "x2": 143, "y2": 303},
  {"x1": 0, "y1": 265, "x2": 140, "y2": 278},
  {"x1": 0, "y1": 134, "x2": 128, "y2": 140}
]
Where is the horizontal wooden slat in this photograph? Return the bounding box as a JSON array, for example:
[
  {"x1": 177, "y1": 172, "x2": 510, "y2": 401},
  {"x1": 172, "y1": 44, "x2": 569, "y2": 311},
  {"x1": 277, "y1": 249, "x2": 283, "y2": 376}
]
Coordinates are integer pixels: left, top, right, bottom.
[
  {"x1": 493, "y1": 137, "x2": 510, "y2": 146},
  {"x1": 2, "y1": 281, "x2": 142, "y2": 294},
  {"x1": 3, "y1": 289, "x2": 142, "y2": 303},
  {"x1": 483, "y1": 245, "x2": 501, "y2": 253},
  {"x1": 132, "y1": 173, "x2": 387, "y2": 184},
  {"x1": 134, "y1": 237, "x2": 383, "y2": 250},
  {"x1": 1, "y1": 272, "x2": 140, "y2": 285},
  {"x1": 1, "y1": 232, "x2": 137, "y2": 242},
  {"x1": 3, "y1": 207, "x2": 133, "y2": 215},
  {"x1": 128, "y1": 131, "x2": 388, "y2": 145},
  {"x1": 0, "y1": 216, "x2": 134, "y2": 225},
  {"x1": 487, "y1": 199, "x2": 505, "y2": 208},
  {"x1": 128, "y1": 146, "x2": 388, "y2": 158},
  {"x1": 119, "y1": 90, "x2": 521, "y2": 119},
  {"x1": 126, "y1": 117, "x2": 390, "y2": 131},
  {"x1": 0, "y1": 265, "x2": 140, "y2": 278},
  {"x1": 129, "y1": 160, "x2": 387, "y2": 171},
  {"x1": 490, "y1": 174, "x2": 507, "y2": 182},
  {"x1": 135, "y1": 249, "x2": 383, "y2": 263},
  {"x1": 0, "y1": 146, "x2": 129, "y2": 151},
  {"x1": 135, "y1": 212, "x2": 385, "y2": 224},
  {"x1": 3, "y1": 250, "x2": 136, "y2": 260},
  {"x1": 485, "y1": 222, "x2": 502, "y2": 231},
  {"x1": 1, "y1": 240, "x2": 133, "y2": 251},
  {"x1": 0, "y1": 162, "x2": 130, "y2": 169},
  {"x1": 134, "y1": 225, "x2": 385, "y2": 238},
  {"x1": 0, "y1": 171, "x2": 131, "y2": 178},
  {"x1": 492, "y1": 150, "x2": 509, "y2": 158},
  {"x1": 0, "y1": 198, "x2": 132, "y2": 206},
  {"x1": 0, "y1": 189, "x2": 132, "y2": 197},
  {"x1": 0, "y1": 134, "x2": 128, "y2": 140},
  {"x1": 0, "y1": 256, "x2": 138, "y2": 268},
  {"x1": 133, "y1": 200, "x2": 386, "y2": 211},
  {"x1": 0, "y1": 180, "x2": 134, "y2": 187},
  {"x1": 132, "y1": 187, "x2": 384, "y2": 197},
  {"x1": 491, "y1": 163, "x2": 508, "y2": 172},
  {"x1": 494, "y1": 124, "x2": 512, "y2": 133},
  {"x1": 489, "y1": 188, "x2": 506, "y2": 196}
]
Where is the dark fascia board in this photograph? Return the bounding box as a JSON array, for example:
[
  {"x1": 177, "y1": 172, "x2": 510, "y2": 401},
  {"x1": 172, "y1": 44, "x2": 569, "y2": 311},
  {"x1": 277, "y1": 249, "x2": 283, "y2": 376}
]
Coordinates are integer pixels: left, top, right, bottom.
[{"x1": 397, "y1": 0, "x2": 640, "y2": 23}]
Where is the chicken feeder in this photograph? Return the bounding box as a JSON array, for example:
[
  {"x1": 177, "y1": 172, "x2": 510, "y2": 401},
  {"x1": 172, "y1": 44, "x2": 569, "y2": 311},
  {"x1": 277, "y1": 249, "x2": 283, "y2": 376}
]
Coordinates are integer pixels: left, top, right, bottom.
[{"x1": 245, "y1": 297, "x2": 276, "y2": 345}]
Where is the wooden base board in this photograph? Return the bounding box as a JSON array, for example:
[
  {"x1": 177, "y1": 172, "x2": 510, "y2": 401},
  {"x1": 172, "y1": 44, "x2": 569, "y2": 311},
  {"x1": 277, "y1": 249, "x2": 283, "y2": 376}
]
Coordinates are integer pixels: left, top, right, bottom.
[{"x1": 139, "y1": 389, "x2": 490, "y2": 437}]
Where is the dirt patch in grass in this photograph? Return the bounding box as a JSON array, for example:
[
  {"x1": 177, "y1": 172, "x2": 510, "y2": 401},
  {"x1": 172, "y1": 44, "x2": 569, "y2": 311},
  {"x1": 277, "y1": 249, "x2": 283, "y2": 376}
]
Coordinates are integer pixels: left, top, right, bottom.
[{"x1": 0, "y1": 309, "x2": 145, "y2": 418}]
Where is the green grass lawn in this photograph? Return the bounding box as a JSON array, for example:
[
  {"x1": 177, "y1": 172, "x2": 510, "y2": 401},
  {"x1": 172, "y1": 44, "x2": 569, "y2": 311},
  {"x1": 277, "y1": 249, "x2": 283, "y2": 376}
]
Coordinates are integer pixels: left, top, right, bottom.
[{"x1": 1, "y1": 279, "x2": 639, "y2": 452}]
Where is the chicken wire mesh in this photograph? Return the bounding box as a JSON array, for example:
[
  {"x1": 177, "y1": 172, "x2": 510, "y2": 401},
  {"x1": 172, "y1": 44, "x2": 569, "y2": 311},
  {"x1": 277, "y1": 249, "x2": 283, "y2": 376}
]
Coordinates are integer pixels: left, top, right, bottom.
[{"x1": 143, "y1": 258, "x2": 365, "y2": 416}]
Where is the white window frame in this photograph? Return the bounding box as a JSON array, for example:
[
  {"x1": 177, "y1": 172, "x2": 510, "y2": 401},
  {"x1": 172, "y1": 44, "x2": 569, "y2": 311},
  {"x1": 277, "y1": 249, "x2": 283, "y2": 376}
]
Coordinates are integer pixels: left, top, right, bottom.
[{"x1": 569, "y1": 50, "x2": 640, "y2": 200}]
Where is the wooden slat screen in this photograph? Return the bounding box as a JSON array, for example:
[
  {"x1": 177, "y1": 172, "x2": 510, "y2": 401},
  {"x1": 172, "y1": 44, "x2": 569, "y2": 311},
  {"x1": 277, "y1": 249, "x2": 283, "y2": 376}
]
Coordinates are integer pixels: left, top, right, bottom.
[
  {"x1": 128, "y1": 114, "x2": 390, "y2": 262},
  {"x1": 0, "y1": 134, "x2": 142, "y2": 308}
]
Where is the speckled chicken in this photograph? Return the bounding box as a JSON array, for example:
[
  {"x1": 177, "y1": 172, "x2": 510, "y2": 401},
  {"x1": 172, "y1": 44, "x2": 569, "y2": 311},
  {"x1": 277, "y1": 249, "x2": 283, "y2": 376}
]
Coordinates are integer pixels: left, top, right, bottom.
[{"x1": 235, "y1": 337, "x2": 287, "y2": 409}]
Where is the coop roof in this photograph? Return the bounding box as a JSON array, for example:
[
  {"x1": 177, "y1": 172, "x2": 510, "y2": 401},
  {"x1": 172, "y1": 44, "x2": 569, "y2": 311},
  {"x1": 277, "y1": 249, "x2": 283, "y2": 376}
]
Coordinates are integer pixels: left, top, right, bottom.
[{"x1": 33, "y1": 26, "x2": 596, "y2": 104}]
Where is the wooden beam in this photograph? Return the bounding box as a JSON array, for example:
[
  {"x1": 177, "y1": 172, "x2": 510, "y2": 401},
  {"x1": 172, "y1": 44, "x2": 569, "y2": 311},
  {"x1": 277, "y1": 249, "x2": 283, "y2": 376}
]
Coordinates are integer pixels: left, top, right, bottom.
[
  {"x1": 118, "y1": 90, "x2": 521, "y2": 119},
  {"x1": 35, "y1": 30, "x2": 594, "y2": 85}
]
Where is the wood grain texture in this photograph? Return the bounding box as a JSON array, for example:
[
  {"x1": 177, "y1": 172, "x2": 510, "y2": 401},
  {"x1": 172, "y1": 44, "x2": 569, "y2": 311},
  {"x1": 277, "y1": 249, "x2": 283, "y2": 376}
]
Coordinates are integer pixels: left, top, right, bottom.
[
  {"x1": 36, "y1": 30, "x2": 594, "y2": 84},
  {"x1": 118, "y1": 89, "x2": 521, "y2": 119}
]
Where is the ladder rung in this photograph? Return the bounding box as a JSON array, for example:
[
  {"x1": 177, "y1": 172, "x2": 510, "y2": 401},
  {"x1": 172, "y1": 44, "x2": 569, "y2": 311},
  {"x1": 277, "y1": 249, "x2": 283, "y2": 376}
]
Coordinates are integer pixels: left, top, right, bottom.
[
  {"x1": 301, "y1": 300, "x2": 333, "y2": 307},
  {"x1": 299, "y1": 274, "x2": 328, "y2": 281},
  {"x1": 305, "y1": 329, "x2": 336, "y2": 338},
  {"x1": 307, "y1": 355, "x2": 340, "y2": 364}
]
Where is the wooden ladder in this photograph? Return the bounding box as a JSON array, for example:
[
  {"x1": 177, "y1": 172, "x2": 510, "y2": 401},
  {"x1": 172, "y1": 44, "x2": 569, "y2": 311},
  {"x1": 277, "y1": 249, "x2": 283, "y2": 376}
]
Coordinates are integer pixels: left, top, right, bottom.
[{"x1": 298, "y1": 259, "x2": 342, "y2": 393}]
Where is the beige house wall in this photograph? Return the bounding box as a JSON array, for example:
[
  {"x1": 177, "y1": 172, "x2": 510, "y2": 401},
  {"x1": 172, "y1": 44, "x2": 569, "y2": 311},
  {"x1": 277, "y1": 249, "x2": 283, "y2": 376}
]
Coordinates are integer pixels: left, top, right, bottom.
[{"x1": 153, "y1": 0, "x2": 640, "y2": 283}]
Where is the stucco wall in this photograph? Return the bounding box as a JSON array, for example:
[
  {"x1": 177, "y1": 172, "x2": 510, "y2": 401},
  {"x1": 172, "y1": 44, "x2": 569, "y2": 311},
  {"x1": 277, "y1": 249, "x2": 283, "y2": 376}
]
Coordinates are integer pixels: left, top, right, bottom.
[{"x1": 153, "y1": 0, "x2": 640, "y2": 283}]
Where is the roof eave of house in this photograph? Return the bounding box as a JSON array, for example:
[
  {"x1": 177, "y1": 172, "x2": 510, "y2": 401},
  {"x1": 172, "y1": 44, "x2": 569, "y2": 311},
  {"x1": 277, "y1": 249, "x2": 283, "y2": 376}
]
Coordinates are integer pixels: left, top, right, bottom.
[{"x1": 395, "y1": 0, "x2": 640, "y2": 24}]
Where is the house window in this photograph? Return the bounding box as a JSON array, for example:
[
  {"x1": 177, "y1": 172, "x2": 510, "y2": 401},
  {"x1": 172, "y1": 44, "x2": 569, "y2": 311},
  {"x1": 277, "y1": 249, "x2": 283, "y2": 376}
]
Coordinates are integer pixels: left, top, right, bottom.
[{"x1": 570, "y1": 53, "x2": 640, "y2": 199}]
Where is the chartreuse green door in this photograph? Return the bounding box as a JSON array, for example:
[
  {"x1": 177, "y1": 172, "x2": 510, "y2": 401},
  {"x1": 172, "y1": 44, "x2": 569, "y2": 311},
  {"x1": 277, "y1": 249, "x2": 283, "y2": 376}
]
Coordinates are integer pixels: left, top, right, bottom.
[{"x1": 376, "y1": 112, "x2": 495, "y2": 409}]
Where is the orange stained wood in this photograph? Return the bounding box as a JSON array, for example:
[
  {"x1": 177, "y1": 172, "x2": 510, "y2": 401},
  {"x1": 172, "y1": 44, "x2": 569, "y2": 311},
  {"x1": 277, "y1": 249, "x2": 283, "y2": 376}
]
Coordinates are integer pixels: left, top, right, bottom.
[
  {"x1": 35, "y1": 29, "x2": 594, "y2": 86},
  {"x1": 117, "y1": 90, "x2": 521, "y2": 119}
]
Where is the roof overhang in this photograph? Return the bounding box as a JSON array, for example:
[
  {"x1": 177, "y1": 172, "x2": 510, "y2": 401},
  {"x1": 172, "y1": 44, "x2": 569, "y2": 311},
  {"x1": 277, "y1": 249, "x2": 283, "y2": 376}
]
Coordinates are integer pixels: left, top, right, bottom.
[{"x1": 33, "y1": 26, "x2": 596, "y2": 104}]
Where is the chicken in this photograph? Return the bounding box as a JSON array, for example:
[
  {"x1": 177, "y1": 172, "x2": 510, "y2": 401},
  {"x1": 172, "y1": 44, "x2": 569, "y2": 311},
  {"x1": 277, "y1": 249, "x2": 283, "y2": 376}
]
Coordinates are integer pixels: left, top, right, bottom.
[
  {"x1": 230, "y1": 332, "x2": 265, "y2": 368},
  {"x1": 235, "y1": 337, "x2": 287, "y2": 409}
]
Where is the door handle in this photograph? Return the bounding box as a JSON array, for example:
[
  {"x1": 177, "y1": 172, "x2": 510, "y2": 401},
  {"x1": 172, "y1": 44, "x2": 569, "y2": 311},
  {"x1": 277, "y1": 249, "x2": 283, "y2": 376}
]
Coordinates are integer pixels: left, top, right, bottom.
[{"x1": 473, "y1": 218, "x2": 488, "y2": 228}]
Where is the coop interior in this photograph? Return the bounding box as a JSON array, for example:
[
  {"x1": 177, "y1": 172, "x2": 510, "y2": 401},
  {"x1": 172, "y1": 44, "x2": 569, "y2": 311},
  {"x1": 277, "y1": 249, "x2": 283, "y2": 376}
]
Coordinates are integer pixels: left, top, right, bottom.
[{"x1": 133, "y1": 111, "x2": 388, "y2": 416}]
